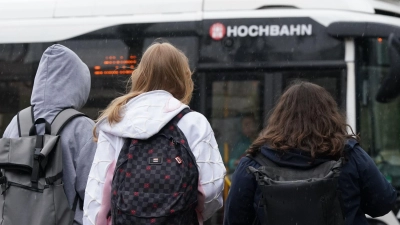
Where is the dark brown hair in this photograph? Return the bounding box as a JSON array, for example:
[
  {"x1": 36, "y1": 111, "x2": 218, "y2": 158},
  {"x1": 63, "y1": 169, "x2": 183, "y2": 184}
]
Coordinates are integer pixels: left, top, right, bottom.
[{"x1": 247, "y1": 81, "x2": 357, "y2": 159}]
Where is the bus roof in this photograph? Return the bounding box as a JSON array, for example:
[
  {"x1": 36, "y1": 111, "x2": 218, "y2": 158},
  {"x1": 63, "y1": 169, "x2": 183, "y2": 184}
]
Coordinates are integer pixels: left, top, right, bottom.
[
  {"x1": 1, "y1": 0, "x2": 400, "y2": 43},
  {"x1": 1, "y1": 0, "x2": 400, "y2": 20},
  {"x1": 205, "y1": 0, "x2": 400, "y2": 15}
]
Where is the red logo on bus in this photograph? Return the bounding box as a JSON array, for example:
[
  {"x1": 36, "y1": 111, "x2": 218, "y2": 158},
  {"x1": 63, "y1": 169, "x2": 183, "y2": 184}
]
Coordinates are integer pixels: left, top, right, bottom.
[{"x1": 209, "y1": 23, "x2": 226, "y2": 41}]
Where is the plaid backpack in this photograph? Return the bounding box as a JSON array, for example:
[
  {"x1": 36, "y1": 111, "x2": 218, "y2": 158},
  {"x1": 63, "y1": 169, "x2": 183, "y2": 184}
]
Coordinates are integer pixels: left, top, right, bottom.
[
  {"x1": 0, "y1": 106, "x2": 86, "y2": 225},
  {"x1": 111, "y1": 108, "x2": 199, "y2": 225}
]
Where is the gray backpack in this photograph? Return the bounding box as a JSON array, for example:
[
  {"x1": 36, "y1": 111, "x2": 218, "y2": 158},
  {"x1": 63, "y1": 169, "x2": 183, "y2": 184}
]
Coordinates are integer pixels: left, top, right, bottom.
[
  {"x1": 0, "y1": 107, "x2": 86, "y2": 225},
  {"x1": 248, "y1": 153, "x2": 344, "y2": 225}
]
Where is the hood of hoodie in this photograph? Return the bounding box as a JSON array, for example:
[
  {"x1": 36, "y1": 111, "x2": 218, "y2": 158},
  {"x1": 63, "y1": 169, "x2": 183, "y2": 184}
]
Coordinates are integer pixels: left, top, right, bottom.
[
  {"x1": 260, "y1": 140, "x2": 358, "y2": 169},
  {"x1": 97, "y1": 90, "x2": 189, "y2": 139},
  {"x1": 30, "y1": 44, "x2": 91, "y2": 122},
  {"x1": 261, "y1": 145, "x2": 333, "y2": 169}
]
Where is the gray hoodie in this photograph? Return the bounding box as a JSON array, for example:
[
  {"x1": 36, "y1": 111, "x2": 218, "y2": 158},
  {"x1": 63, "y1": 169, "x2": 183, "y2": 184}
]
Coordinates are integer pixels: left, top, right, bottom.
[{"x1": 2, "y1": 44, "x2": 97, "y2": 225}]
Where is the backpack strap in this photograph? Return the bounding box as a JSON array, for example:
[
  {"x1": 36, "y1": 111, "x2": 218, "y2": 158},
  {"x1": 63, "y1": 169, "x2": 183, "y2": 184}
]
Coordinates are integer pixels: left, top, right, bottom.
[
  {"x1": 346, "y1": 139, "x2": 359, "y2": 150},
  {"x1": 51, "y1": 108, "x2": 87, "y2": 135},
  {"x1": 17, "y1": 106, "x2": 34, "y2": 137},
  {"x1": 50, "y1": 108, "x2": 87, "y2": 210},
  {"x1": 166, "y1": 107, "x2": 193, "y2": 147},
  {"x1": 246, "y1": 151, "x2": 277, "y2": 168},
  {"x1": 166, "y1": 107, "x2": 193, "y2": 149},
  {"x1": 169, "y1": 108, "x2": 192, "y2": 125},
  {"x1": 72, "y1": 194, "x2": 84, "y2": 212},
  {"x1": 246, "y1": 152, "x2": 273, "y2": 224},
  {"x1": 166, "y1": 107, "x2": 197, "y2": 165}
]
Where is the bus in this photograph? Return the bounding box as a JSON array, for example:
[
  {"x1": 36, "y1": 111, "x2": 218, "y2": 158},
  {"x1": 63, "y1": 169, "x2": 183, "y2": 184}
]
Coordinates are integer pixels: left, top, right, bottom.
[{"x1": 1, "y1": 0, "x2": 400, "y2": 224}]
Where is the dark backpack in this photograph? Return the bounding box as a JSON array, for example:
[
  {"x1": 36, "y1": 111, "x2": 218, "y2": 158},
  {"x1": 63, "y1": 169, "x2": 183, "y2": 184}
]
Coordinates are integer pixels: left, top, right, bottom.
[
  {"x1": 247, "y1": 153, "x2": 344, "y2": 225},
  {"x1": 111, "y1": 108, "x2": 199, "y2": 225},
  {"x1": 0, "y1": 106, "x2": 86, "y2": 225}
]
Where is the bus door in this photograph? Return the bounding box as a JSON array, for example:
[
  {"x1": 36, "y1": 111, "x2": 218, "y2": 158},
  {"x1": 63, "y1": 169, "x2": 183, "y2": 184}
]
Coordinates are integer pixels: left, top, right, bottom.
[
  {"x1": 193, "y1": 70, "x2": 266, "y2": 174},
  {"x1": 355, "y1": 37, "x2": 400, "y2": 223},
  {"x1": 193, "y1": 67, "x2": 347, "y2": 176}
]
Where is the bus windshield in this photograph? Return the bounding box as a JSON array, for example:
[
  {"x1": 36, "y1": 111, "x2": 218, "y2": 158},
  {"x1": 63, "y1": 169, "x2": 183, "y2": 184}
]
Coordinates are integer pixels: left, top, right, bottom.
[{"x1": 356, "y1": 38, "x2": 400, "y2": 188}]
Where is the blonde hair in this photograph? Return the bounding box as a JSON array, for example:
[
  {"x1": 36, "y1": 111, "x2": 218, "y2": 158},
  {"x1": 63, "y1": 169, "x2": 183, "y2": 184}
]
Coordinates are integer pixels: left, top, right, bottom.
[{"x1": 93, "y1": 42, "x2": 193, "y2": 140}]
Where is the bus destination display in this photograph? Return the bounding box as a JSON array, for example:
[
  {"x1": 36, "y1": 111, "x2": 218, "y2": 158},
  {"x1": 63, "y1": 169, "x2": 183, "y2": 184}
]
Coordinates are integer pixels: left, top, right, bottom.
[{"x1": 94, "y1": 55, "x2": 137, "y2": 75}]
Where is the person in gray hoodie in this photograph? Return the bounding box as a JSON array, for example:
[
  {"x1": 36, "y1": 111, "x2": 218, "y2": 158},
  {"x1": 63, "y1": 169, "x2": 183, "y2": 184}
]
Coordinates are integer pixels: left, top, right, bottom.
[{"x1": 2, "y1": 44, "x2": 97, "y2": 225}]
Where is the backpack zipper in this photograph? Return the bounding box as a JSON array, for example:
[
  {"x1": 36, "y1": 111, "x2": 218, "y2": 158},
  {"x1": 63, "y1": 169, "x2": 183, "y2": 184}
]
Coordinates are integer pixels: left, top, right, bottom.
[
  {"x1": 159, "y1": 134, "x2": 199, "y2": 175},
  {"x1": 169, "y1": 137, "x2": 179, "y2": 146}
]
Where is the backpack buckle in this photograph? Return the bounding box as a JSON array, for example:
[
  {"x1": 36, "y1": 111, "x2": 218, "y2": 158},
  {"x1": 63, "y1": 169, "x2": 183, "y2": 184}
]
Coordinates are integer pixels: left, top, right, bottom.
[
  {"x1": 0, "y1": 177, "x2": 8, "y2": 195},
  {"x1": 0, "y1": 176, "x2": 7, "y2": 185},
  {"x1": 34, "y1": 148, "x2": 42, "y2": 158},
  {"x1": 32, "y1": 147, "x2": 42, "y2": 188}
]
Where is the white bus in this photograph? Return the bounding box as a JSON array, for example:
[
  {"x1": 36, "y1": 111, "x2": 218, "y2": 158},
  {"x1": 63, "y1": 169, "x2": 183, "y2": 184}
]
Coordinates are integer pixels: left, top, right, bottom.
[{"x1": 1, "y1": 0, "x2": 400, "y2": 224}]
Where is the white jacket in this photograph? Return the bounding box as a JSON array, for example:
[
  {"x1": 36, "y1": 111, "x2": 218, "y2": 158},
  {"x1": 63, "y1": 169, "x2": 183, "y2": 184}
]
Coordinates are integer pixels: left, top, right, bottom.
[{"x1": 83, "y1": 90, "x2": 226, "y2": 225}]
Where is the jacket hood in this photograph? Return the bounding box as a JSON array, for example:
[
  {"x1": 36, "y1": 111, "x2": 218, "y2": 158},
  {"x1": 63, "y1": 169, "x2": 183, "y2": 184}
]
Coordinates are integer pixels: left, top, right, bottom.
[
  {"x1": 261, "y1": 139, "x2": 358, "y2": 169},
  {"x1": 30, "y1": 44, "x2": 91, "y2": 122},
  {"x1": 261, "y1": 145, "x2": 332, "y2": 169},
  {"x1": 97, "y1": 90, "x2": 189, "y2": 139}
]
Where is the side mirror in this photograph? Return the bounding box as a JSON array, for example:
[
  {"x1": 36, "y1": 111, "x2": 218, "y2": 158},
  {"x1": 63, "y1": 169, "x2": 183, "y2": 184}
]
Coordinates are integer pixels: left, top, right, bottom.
[{"x1": 376, "y1": 33, "x2": 400, "y2": 103}]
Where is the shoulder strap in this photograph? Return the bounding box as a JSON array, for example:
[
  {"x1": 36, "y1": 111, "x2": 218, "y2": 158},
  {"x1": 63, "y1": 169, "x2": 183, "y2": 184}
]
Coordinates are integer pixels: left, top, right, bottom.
[
  {"x1": 246, "y1": 152, "x2": 277, "y2": 168},
  {"x1": 166, "y1": 107, "x2": 197, "y2": 163},
  {"x1": 51, "y1": 108, "x2": 87, "y2": 135},
  {"x1": 346, "y1": 138, "x2": 359, "y2": 149},
  {"x1": 17, "y1": 106, "x2": 34, "y2": 137},
  {"x1": 170, "y1": 108, "x2": 192, "y2": 125}
]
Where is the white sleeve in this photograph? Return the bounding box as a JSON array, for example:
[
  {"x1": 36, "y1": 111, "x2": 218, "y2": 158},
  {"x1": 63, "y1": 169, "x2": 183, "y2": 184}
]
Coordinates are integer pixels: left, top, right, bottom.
[
  {"x1": 177, "y1": 112, "x2": 226, "y2": 221},
  {"x1": 83, "y1": 131, "x2": 117, "y2": 225}
]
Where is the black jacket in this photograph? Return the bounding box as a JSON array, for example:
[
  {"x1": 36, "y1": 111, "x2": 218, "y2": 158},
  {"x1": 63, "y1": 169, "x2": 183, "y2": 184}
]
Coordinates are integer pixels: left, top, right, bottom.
[{"x1": 223, "y1": 139, "x2": 397, "y2": 225}]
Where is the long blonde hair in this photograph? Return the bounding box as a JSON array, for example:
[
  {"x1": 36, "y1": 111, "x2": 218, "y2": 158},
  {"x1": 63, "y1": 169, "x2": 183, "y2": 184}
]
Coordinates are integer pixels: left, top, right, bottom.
[{"x1": 93, "y1": 42, "x2": 193, "y2": 140}]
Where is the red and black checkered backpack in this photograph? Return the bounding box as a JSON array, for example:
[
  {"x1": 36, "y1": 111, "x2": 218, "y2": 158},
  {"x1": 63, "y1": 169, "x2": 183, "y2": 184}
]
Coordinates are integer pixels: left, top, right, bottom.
[{"x1": 111, "y1": 108, "x2": 199, "y2": 225}]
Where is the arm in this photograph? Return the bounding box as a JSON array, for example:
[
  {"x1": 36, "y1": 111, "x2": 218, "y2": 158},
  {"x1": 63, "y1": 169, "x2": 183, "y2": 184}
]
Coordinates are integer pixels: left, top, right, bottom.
[
  {"x1": 177, "y1": 112, "x2": 226, "y2": 222},
  {"x1": 193, "y1": 130, "x2": 226, "y2": 221},
  {"x1": 2, "y1": 115, "x2": 18, "y2": 138},
  {"x1": 354, "y1": 146, "x2": 397, "y2": 217},
  {"x1": 224, "y1": 157, "x2": 258, "y2": 225},
  {"x1": 75, "y1": 136, "x2": 97, "y2": 206},
  {"x1": 83, "y1": 131, "x2": 117, "y2": 225}
]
